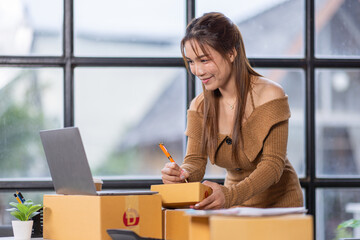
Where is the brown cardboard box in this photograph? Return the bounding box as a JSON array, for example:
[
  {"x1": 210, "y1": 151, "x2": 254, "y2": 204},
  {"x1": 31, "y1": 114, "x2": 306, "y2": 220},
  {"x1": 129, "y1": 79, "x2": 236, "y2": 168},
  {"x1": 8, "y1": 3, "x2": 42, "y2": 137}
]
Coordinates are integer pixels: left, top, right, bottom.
[
  {"x1": 210, "y1": 214, "x2": 313, "y2": 240},
  {"x1": 189, "y1": 216, "x2": 210, "y2": 240},
  {"x1": 43, "y1": 194, "x2": 162, "y2": 240},
  {"x1": 164, "y1": 209, "x2": 191, "y2": 240},
  {"x1": 151, "y1": 182, "x2": 212, "y2": 208},
  {"x1": 164, "y1": 209, "x2": 210, "y2": 240},
  {"x1": 162, "y1": 209, "x2": 166, "y2": 238}
]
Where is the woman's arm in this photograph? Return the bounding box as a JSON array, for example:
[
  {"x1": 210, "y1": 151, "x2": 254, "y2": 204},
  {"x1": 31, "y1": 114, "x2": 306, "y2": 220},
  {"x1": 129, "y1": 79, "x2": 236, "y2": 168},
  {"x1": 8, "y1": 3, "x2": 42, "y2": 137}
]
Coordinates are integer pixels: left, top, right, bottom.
[
  {"x1": 181, "y1": 135, "x2": 208, "y2": 182},
  {"x1": 161, "y1": 94, "x2": 207, "y2": 183}
]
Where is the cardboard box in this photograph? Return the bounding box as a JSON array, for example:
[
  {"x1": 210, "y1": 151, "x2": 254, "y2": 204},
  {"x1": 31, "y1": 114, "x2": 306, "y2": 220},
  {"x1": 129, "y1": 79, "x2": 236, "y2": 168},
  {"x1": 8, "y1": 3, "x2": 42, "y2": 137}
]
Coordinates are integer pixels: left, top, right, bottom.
[
  {"x1": 164, "y1": 209, "x2": 210, "y2": 240},
  {"x1": 151, "y1": 182, "x2": 212, "y2": 208},
  {"x1": 162, "y1": 209, "x2": 166, "y2": 238},
  {"x1": 189, "y1": 216, "x2": 210, "y2": 240},
  {"x1": 43, "y1": 194, "x2": 162, "y2": 240},
  {"x1": 210, "y1": 214, "x2": 313, "y2": 240},
  {"x1": 164, "y1": 209, "x2": 191, "y2": 240}
]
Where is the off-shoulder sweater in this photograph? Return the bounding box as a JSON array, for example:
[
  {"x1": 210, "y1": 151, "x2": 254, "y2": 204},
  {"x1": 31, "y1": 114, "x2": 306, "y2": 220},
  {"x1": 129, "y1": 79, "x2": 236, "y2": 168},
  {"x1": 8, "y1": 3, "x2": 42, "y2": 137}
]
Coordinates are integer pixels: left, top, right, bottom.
[{"x1": 181, "y1": 94, "x2": 303, "y2": 208}]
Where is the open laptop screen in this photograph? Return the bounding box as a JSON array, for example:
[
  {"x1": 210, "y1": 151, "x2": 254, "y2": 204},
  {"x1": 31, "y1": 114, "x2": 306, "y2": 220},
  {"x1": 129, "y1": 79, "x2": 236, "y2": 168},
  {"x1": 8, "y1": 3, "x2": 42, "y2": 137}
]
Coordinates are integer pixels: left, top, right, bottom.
[{"x1": 40, "y1": 127, "x2": 99, "y2": 195}]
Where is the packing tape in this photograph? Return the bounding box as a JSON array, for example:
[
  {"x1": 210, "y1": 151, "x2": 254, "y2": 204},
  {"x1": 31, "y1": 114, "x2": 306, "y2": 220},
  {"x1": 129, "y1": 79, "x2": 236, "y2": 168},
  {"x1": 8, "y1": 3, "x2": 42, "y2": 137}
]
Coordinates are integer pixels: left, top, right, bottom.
[{"x1": 124, "y1": 195, "x2": 140, "y2": 233}]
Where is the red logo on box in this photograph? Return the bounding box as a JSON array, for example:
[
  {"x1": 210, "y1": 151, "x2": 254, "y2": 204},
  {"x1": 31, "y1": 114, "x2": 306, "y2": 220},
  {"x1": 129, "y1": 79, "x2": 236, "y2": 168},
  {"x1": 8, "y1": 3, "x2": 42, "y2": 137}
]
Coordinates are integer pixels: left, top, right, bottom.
[
  {"x1": 123, "y1": 209, "x2": 140, "y2": 227},
  {"x1": 205, "y1": 190, "x2": 209, "y2": 198}
]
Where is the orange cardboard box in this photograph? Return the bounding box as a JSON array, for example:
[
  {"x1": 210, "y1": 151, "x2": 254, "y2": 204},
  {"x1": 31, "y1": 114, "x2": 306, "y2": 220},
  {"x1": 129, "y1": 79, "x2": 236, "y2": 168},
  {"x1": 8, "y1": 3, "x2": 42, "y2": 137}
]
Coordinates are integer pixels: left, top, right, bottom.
[
  {"x1": 43, "y1": 194, "x2": 162, "y2": 240},
  {"x1": 164, "y1": 209, "x2": 209, "y2": 240},
  {"x1": 151, "y1": 182, "x2": 212, "y2": 208},
  {"x1": 162, "y1": 209, "x2": 166, "y2": 238},
  {"x1": 189, "y1": 216, "x2": 210, "y2": 240},
  {"x1": 164, "y1": 209, "x2": 190, "y2": 240},
  {"x1": 210, "y1": 214, "x2": 313, "y2": 240}
]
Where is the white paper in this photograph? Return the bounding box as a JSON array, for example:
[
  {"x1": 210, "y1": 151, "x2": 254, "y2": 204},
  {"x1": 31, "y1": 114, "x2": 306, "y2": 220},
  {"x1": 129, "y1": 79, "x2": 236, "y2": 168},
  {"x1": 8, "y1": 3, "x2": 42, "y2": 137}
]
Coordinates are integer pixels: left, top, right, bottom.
[{"x1": 185, "y1": 207, "x2": 307, "y2": 217}]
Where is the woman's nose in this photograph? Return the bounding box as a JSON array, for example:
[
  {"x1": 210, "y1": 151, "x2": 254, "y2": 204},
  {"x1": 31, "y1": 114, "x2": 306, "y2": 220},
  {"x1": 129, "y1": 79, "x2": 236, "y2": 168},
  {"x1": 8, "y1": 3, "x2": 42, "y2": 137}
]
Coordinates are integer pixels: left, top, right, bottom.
[{"x1": 192, "y1": 63, "x2": 204, "y2": 77}]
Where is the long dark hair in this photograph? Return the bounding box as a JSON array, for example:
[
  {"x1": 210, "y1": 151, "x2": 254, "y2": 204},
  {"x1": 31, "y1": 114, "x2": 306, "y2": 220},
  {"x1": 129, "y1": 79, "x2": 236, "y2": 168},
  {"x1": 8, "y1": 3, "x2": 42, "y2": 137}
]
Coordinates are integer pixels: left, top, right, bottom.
[{"x1": 181, "y1": 12, "x2": 261, "y2": 161}]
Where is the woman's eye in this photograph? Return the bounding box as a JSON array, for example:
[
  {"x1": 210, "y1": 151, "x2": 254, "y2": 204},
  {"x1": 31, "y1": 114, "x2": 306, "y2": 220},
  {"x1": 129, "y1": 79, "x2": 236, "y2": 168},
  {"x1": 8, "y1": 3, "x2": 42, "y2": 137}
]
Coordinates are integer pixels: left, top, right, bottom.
[{"x1": 201, "y1": 59, "x2": 208, "y2": 63}]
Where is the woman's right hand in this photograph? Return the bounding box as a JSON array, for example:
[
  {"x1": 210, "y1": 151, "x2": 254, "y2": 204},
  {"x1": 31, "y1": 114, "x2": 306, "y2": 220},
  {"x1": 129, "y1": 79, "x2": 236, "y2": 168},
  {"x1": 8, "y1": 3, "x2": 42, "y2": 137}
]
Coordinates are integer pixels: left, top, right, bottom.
[{"x1": 161, "y1": 162, "x2": 189, "y2": 184}]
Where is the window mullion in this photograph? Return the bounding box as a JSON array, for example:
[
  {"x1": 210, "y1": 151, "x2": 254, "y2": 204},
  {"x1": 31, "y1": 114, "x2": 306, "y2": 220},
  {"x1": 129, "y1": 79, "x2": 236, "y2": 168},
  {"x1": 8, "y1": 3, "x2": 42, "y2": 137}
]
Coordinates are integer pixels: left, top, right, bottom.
[{"x1": 64, "y1": 0, "x2": 74, "y2": 127}]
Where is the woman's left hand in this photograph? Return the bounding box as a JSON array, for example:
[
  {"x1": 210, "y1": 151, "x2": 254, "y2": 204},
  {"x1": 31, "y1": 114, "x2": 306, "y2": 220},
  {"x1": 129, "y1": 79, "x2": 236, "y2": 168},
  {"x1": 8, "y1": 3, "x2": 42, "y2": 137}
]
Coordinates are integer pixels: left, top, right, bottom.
[{"x1": 191, "y1": 180, "x2": 226, "y2": 210}]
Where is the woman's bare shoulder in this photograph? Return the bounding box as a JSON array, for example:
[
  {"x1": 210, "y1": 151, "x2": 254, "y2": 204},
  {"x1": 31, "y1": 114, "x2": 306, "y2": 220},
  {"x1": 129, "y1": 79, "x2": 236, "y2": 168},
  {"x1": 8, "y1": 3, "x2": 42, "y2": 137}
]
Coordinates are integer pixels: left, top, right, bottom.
[
  {"x1": 252, "y1": 77, "x2": 285, "y2": 107},
  {"x1": 189, "y1": 92, "x2": 204, "y2": 111}
]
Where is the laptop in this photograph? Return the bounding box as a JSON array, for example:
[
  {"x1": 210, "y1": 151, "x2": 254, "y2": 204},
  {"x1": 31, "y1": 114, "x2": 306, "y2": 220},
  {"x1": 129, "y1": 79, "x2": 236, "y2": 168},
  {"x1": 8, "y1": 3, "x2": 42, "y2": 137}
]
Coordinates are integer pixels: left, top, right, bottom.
[{"x1": 40, "y1": 127, "x2": 156, "y2": 196}]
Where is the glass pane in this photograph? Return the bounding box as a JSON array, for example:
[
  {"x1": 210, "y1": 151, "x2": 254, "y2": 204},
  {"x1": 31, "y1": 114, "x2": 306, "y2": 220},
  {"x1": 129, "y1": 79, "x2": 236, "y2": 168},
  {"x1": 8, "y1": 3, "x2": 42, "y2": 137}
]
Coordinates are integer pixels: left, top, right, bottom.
[
  {"x1": 316, "y1": 69, "x2": 360, "y2": 177},
  {"x1": 315, "y1": 0, "x2": 360, "y2": 58},
  {"x1": 74, "y1": 0, "x2": 185, "y2": 57},
  {"x1": 0, "y1": 0, "x2": 63, "y2": 56},
  {"x1": 0, "y1": 190, "x2": 52, "y2": 225},
  {"x1": 317, "y1": 188, "x2": 360, "y2": 240},
  {"x1": 196, "y1": 0, "x2": 305, "y2": 58},
  {"x1": 75, "y1": 68, "x2": 186, "y2": 178},
  {"x1": 0, "y1": 68, "x2": 63, "y2": 178},
  {"x1": 195, "y1": 68, "x2": 305, "y2": 177}
]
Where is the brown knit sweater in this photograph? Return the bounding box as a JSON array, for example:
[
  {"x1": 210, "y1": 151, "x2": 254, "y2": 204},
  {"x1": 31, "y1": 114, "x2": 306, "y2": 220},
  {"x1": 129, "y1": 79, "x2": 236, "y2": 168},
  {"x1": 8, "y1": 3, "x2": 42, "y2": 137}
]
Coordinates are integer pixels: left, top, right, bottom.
[{"x1": 181, "y1": 94, "x2": 303, "y2": 208}]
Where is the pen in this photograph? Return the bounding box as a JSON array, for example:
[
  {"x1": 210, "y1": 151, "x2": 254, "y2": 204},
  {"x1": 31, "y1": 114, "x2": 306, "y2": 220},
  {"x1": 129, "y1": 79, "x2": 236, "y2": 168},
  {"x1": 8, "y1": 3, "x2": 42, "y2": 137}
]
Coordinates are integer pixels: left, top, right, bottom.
[
  {"x1": 13, "y1": 194, "x2": 22, "y2": 204},
  {"x1": 158, "y1": 143, "x2": 188, "y2": 183},
  {"x1": 17, "y1": 191, "x2": 25, "y2": 203},
  {"x1": 159, "y1": 143, "x2": 175, "y2": 163}
]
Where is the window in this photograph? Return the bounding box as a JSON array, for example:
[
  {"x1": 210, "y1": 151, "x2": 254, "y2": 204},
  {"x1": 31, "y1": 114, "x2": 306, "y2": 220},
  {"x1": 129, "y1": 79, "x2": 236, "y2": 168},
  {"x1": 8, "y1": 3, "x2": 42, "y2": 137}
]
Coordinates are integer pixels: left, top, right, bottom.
[
  {"x1": 0, "y1": 68, "x2": 63, "y2": 178},
  {"x1": 74, "y1": 0, "x2": 185, "y2": 57},
  {"x1": 315, "y1": 0, "x2": 360, "y2": 58},
  {"x1": 197, "y1": 0, "x2": 305, "y2": 58},
  {"x1": 0, "y1": 0, "x2": 63, "y2": 56},
  {"x1": 74, "y1": 67, "x2": 186, "y2": 177},
  {"x1": 1, "y1": 1, "x2": 360, "y2": 239},
  {"x1": 316, "y1": 69, "x2": 360, "y2": 178}
]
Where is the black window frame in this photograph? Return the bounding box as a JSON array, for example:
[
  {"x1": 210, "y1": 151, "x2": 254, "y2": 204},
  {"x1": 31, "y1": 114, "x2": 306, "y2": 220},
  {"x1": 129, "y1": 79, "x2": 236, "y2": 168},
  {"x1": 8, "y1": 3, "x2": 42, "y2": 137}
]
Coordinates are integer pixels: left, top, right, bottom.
[{"x1": 1, "y1": 0, "x2": 360, "y2": 238}]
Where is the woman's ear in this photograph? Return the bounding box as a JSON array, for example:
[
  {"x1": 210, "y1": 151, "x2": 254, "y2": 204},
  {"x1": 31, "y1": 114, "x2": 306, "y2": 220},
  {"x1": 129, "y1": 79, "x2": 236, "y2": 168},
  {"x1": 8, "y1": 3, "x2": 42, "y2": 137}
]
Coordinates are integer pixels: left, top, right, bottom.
[{"x1": 229, "y1": 48, "x2": 237, "y2": 63}]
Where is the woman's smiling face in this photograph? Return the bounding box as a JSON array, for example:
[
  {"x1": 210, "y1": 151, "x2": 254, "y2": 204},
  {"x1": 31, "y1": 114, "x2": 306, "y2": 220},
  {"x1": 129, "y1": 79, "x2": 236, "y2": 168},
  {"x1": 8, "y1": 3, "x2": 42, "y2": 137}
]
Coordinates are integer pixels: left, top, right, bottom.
[{"x1": 184, "y1": 40, "x2": 234, "y2": 91}]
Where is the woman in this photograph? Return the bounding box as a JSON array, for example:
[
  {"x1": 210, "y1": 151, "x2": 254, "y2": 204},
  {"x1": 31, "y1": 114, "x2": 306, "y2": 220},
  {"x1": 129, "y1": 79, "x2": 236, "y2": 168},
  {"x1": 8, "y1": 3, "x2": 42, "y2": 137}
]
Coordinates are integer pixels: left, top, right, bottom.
[{"x1": 161, "y1": 12, "x2": 303, "y2": 210}]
